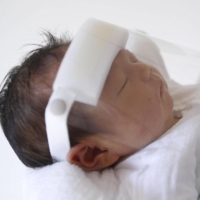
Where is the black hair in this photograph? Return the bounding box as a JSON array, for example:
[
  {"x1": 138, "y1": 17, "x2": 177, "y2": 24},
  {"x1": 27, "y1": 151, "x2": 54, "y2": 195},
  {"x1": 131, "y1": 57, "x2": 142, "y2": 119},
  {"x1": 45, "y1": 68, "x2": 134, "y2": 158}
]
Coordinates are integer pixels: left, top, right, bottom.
[{"x1": 0, "y1": 32, "x2": 73, "y2": 168}]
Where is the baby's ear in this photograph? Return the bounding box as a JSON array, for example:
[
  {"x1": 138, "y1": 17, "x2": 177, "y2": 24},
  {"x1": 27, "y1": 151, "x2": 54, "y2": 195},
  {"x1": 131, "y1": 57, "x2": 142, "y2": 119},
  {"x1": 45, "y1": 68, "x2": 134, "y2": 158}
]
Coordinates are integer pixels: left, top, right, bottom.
[{"x1": 67, "y1": 143, "x2": 119, "y2": 171}]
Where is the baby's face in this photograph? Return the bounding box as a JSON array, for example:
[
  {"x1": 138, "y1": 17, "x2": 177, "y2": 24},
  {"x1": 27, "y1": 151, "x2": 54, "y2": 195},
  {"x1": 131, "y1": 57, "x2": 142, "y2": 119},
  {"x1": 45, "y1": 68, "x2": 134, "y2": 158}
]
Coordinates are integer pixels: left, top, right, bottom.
[{"x1": 86, "y1": 50, "x2": 175, "y2": 156}]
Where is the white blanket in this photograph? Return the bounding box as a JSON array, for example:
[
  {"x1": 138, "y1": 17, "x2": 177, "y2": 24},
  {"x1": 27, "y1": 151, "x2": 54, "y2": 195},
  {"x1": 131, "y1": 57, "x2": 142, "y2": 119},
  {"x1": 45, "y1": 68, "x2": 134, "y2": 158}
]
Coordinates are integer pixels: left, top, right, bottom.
[{"x1": 23, "y1": 104, "x2": 200, "y2": 200}]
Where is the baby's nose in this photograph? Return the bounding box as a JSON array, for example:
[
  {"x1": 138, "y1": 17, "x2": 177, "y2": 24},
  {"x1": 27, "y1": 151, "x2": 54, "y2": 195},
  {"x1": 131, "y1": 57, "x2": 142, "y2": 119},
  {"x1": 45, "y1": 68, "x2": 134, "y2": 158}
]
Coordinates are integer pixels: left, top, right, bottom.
[{"x1": 133, "y1": 63, "x2": 150, "y2": 82}]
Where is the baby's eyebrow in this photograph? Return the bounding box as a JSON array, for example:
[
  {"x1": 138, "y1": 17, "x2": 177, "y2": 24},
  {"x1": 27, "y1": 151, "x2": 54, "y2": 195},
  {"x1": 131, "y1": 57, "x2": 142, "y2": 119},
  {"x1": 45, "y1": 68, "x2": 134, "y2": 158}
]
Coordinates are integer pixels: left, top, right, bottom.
[{"x1": 117, "y1": 76, "x2": 128, "y2": 96}]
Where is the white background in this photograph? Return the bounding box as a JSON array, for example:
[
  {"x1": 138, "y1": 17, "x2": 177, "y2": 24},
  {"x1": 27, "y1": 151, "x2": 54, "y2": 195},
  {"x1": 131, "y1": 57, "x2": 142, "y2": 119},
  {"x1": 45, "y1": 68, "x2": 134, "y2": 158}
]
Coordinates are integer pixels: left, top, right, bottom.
[{"x1": 0, "y1": 0, "x2": 200, "y2": 199}]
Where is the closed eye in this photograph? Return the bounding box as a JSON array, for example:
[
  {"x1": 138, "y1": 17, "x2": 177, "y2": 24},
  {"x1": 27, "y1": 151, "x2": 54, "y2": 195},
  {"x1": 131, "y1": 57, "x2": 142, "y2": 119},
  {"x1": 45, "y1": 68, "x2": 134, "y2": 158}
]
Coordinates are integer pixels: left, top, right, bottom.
[{"x1": 117, "y1": 76, "x2": 128, "y2": 96}]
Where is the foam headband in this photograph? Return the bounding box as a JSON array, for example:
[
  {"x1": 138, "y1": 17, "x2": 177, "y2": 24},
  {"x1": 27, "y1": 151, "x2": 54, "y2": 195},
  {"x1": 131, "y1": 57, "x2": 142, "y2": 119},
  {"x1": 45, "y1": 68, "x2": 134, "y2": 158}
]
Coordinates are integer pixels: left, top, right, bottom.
[{"x1": 45, "y1": 18, "x2": 129, "y2": 161}]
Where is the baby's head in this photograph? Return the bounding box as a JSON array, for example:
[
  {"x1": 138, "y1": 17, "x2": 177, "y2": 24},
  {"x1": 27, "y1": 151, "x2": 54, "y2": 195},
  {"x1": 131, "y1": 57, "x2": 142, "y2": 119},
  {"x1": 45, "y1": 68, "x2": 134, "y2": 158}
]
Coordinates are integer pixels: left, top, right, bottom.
[{"x1": 0, "y1": 32, "x2": 176, "y2": 171}]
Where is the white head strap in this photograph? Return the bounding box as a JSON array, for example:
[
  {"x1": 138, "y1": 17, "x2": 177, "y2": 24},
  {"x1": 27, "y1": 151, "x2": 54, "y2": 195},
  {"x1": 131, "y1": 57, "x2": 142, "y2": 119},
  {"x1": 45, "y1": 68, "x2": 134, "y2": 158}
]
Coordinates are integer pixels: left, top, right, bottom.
[{"x1": 45, "y1": 18, "x2": 128, "y2": 161}]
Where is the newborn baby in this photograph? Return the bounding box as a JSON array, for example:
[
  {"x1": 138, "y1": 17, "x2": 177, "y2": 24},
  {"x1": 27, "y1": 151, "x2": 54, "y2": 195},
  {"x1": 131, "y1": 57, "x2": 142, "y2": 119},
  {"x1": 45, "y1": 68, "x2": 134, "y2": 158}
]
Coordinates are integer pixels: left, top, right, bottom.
[{"x1": 0, "y1": 32, "x2": 180, "y2": 171}]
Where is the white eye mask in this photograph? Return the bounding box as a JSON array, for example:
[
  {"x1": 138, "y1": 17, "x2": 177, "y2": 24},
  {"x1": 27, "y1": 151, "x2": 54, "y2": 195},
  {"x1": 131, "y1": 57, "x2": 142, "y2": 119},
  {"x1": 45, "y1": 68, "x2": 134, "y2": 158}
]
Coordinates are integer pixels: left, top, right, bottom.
[{"x1": 45, "y1": 18, "x2": 129, "y2": 161}]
